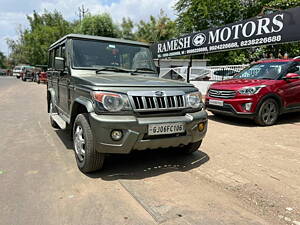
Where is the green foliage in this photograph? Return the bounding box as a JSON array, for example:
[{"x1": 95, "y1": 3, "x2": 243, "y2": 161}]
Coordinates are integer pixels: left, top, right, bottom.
[
  {"x1": 120, "y1": 18, "x2": 135, "y2": 40},
  {"x1": 176, "y1": 0, "x2": 300, "y2": 65},
  {"x1": 7, "y1": 10, "x2": 73, "y2": 65},
  {"x1": 176, "y1": 0, "x2": 243, "y2": 33},
  {"x1": 75, "y1": 13, "x2": 119, "y2": 38},
  {"x1": 135, "y1": 10, "x2": 177, "y2": 43},
  {"x1": 0, "y1": 52, "x2": 6, "y2": 68}
]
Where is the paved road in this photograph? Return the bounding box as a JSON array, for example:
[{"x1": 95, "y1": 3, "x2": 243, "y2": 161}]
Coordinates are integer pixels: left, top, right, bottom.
[{"x1": 0, "y1": 77, "x2": 299, "y2": 225}]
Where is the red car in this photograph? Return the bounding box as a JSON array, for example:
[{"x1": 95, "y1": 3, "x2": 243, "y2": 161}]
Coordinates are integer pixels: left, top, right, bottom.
[
  {"x1": 205, "y1": 58, "x2": 300, "y2": 126},
  {"x1": 38, "y1": 71, "x2": 48, "y2": 83}
]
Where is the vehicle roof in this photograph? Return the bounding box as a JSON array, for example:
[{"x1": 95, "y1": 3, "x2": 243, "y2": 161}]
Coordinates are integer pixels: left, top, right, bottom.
[
  {"x1": 49, "y1": 34, "x2": 150, "y2": 50},
  {"x1": 256, "y1": 58, "x2": 300, "y2": 63}
]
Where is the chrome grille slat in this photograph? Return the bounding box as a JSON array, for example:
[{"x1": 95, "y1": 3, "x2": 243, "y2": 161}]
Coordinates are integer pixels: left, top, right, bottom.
[
  {"x1": 208, "y1": 89, "x2": 236, "y2": 99},
  {"x1": 153, "y1": 97, "x2": 159, "y2": 108},
  {"x1": 164, "y1": 96, "x2": 169, "y2": 108},
  {"x1": 173, "y1": 96, "x2": 178, "y2": 107},
  {"x1": 129, "y1": 92, "x2": 186, "y2": 112}
]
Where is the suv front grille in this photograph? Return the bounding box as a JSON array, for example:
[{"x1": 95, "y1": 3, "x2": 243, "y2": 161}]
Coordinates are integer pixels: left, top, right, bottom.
[
  {"x1": 208, "y1": 89, "x2": 236, "y2": 99},
  {"x1": 128, "y1": 91, "x2": 186, "y2": 112}
]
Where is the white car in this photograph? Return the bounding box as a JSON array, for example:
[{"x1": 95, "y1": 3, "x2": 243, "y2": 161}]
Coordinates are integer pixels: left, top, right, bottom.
[{"x1": 13, "y1": 65, "x2": 34, "y2": 79}]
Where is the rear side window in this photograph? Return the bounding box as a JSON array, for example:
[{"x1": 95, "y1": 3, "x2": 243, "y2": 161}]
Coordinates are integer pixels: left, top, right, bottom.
[{"x1": 295, "y1": 63, "x2": 300, "y2": 75}]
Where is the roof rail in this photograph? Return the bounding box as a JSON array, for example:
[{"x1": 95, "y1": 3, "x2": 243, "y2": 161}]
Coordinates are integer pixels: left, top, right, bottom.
[{"x1": 294, "y1": 56, "x2": 300, "y2": 59}]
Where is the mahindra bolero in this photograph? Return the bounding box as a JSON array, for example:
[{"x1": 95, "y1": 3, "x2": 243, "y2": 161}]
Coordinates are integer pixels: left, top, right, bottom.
[{"x1": 47, "y1": 34, "x2": 208, "y2": 173}]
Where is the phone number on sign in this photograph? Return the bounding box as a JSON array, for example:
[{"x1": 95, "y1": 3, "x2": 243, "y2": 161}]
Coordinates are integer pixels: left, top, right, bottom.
[{"x1": 240, "y1": 35, "x2": 282, "y2": 47}]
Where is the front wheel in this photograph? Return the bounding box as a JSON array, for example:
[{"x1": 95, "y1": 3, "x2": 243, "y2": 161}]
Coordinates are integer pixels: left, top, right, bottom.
[
  {"x1": 73, "y1": 114, "x2": 105, "y2": 173},
  {"x1": 178, "y1": 140, "x2": 202, "y2": 154},
  {"x1": 255, "y1": 99, "x2": 279, "y2": 126}
]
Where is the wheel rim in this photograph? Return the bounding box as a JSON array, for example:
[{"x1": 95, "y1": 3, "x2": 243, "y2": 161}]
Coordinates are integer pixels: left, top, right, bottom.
[
  {"x1": 74, "y1": 125, "x2": 86, "y2": 162},
  {"x1": 261, "y1": 101, "x2": 277, "y2": 125},
  {"x1": 50, "y1": 103, "x2": 53, "y2": 114}
]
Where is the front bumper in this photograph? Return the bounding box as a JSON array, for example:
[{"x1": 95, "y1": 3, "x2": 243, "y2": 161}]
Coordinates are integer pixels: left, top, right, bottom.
[
  {"x1": 205, "y1": 96, "x2": 258, "y2": 119},
  {"x1": 89, "y1": 110, "x2": 208, "y2": 154}
]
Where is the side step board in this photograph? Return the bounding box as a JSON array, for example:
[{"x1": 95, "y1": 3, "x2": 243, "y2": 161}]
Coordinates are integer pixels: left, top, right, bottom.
[{"x1": 51, "y1": 113, "x2": 67, "y2": 129}]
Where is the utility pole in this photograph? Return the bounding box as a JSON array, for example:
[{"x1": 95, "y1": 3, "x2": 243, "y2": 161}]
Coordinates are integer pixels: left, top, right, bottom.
[{"x1": 76, "y1": 5, "x2": 89, "y2": 23}]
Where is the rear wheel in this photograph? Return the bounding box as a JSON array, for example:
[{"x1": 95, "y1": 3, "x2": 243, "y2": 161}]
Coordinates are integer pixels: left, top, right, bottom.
[
  {"x1": 255, "y1": 99, "x2": 279, "y2": 126},
  {"x1": 73, "y1": 114, "x2": 105, "y2": 173},
  {"x1": 178, "y1": 140, "x2": 202, "y2": 154}
]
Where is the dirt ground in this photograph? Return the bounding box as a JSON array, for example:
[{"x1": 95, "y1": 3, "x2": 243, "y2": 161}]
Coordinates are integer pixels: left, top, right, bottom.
[{"x1": 0, "y1": 77, "x2": 299, "y2": 225}]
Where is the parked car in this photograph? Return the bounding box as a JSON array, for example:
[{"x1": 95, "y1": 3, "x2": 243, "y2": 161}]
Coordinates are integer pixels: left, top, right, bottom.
[
  {"x1": 210, "y1": 69, "x2": 238, "y2": 81},
  {"x1": 13, "y1": 66, "x2": 23, "y2": 78},
  {"x1": 13, "y1": 65, "x2": 34, "y2": 79},
  {"x1": 21, "y1": 66, "x2": 35, "y2": 81},
  {"x1": 34, "y1": 65, "x2": 48, "y2": 84},
  {"x1": 47, "y1": 34, "x2": 208, "y2": 173},
  {"x1": 205, "y1": 59, "x2": 300, "y2": 126},
  {"x1": 0, "y1": 69, "x2": 6, "y2": 76}
]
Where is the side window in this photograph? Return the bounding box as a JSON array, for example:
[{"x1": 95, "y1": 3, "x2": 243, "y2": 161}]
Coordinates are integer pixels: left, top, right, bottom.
[
  {"x1": 54, "y1": 47, "x2": 60, "y2": 58},
  {"x1": 61, "y1": 45, "x2": 66, "y2": 59},
  {"x1": 295, "y1": 63, "x2": 300, "y2": 75},
  {"x1": 48, "y1": 50, "x2": 53, "y2": 69}
]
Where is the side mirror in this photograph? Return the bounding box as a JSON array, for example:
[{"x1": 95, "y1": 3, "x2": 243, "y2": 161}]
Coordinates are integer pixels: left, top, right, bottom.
[
  {"x1": 283, "y1": 73, "x2": 300, "y2": 80},
  {"x1": 54, "y1": 57, "x2": 65, "y2": 71}
]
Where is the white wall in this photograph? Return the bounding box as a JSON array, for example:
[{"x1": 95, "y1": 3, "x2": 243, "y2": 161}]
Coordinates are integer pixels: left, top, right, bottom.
[{"x1": 191, "y1": 81, "x2": 215, "y2": 95}]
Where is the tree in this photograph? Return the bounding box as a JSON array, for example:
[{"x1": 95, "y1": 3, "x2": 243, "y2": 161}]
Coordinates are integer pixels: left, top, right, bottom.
[
  {"x1": 7, "y1": 10, "x2": 73, "y2": 66},
  {"x1": 75, "y1": 13, "x2": 119, "y2": 38},
  {"x1": 120, "y1": 17, "x2": 135, "y2": 40},
  {"x1": 175, "y1": 0, "x2": 300, "y2": 65},
  {"x1": 0, "y1": 52, "x2": 6, "y2": 68},
  {"x1": 135, "y1": 10, "x2": 177, "y2": 43},
  {"x1": 176, "y1": 0, "x2": 243, "y2": 33}
]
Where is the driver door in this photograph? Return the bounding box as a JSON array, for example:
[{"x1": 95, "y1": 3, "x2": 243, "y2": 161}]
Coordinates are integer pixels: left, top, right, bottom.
[{"x1": 281, "y1": 63, "x2": 300, "y2": 109}]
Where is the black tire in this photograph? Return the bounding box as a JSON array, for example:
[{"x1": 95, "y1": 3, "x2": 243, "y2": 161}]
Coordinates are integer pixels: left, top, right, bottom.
[
  {"x1": 37, "y1": 80, "x2": 40, "y2": 84},
  {"x1": 73, "y1": 113, "x2": 105, "y2": 173},
  {"x1": 22, "y1": 78, "x2": 26, "y2": 82},
  {"x1": 255, "y1": 98, "x2": 279, "y2": 126},
  {"x1": 49, "y1": 102, "x2": 60, "y2": 129},
  {"x1": 178, "y1": 140, "x2": 202, "y2": 154}
]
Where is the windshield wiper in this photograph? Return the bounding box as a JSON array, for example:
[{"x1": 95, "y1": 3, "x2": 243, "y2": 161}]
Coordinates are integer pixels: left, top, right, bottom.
[
  {"x1": 96, "y1": 66, "x2": 130, "y2": 74},
  {"x1": 131, "y1": 68, "x2": 156, "y2": 75}
]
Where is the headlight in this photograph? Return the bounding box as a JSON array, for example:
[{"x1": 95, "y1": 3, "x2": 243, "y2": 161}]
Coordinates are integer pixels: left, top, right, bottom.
[
  {"x1": 91, "y1": 91, "x2": 132, "y2": 112},
  {"x1": 186, "y1": 92, "x2": 203, "y2": 109},
  {"x1": 238, "y1": 85, "x2": 266, "y2": 95}
]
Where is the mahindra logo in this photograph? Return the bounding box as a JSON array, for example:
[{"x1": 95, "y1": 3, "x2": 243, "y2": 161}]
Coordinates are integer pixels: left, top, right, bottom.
[
  {"x1": 192, "y1": 33, "x2": 206, "y2": 46},
  {"x1": 154, "y1": 91, "x2": 164, "y2": 97}
]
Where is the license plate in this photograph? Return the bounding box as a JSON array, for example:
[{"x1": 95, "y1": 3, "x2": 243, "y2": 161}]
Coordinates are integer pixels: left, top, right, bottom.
[
  {"x1": 209, "y1": 99, "x2": 224, "y2": 106},
  {"x1": 148, "y1": 122, "x2": 185, "y2": 136}
]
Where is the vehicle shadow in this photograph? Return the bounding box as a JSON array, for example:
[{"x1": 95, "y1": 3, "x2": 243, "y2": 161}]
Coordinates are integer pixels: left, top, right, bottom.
[
  {"x1": 208, "y1": 112, "x2": 300, "y2": 127},
  {"x1": 207, "y1": 114, "x2": 256, "y2": 127},
  {"x1": 277, "y1": 112, "x2": 300, "y2": 125},
  {"x1": 87, "y1": 148, "x2": 209, "y2": 181},
  {"x1": 55, "y1": 129, "x2": 74, "y2": 150},
  {"x1": 54, "y1": 129, "x2": 210, "y2": 180}
]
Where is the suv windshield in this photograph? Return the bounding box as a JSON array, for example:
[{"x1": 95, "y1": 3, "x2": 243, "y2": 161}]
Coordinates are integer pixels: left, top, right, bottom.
[
  {"x1": 73, "y1": 39, "x2": 157, "y2": 74},
  {"x1": 235, "y1": 62, "x2": 291, "y2": 80}
]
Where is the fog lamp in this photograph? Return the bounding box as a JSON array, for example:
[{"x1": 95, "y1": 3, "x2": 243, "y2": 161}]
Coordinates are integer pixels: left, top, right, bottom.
[
  {"x1": 243, "y1": 103, "x2": 253, "y2": 111},
  {"x1": 111, "y1": 130, "x2": 123, "y2": 141},
  {"x1": 198, "y1": 122, "x2": 206, "y2": 132}
]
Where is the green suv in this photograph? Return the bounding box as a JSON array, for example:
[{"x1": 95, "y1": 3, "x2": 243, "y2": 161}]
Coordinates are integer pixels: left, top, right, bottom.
[{"x1": 47, "y1": 34, "x2": 208, "y2": 173}]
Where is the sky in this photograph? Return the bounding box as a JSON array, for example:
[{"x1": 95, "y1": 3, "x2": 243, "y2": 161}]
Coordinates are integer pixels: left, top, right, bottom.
[{"x1": 0, "y1": 0, "x2": 177, "y2": 55}]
